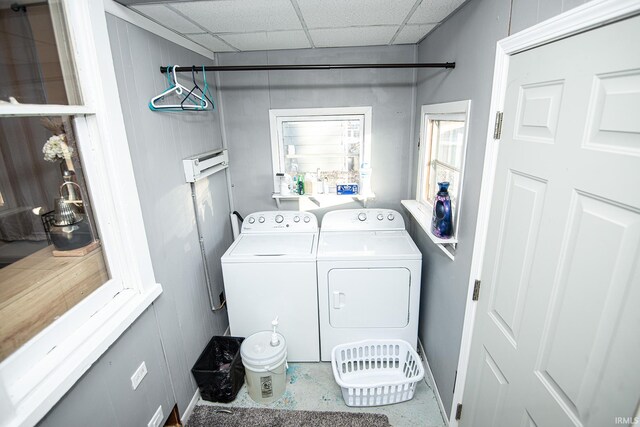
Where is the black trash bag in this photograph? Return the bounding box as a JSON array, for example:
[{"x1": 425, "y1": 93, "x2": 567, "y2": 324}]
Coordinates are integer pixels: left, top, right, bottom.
[{"x1": 192, "y1": 336, "x2": 245, "y2": 403}]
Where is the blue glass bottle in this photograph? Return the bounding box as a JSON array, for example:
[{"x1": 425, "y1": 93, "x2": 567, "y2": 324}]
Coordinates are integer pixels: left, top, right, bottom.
[{"x1": 432, "y1": 182, "x2": 453, "y2": 239}]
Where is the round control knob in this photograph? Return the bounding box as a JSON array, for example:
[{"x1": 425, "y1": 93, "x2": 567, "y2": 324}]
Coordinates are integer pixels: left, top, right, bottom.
[
  {"x1": 248, "y1": 217, "x2": 255, "y2": 224},
  {"x1": 258, "y1": 216, "x2": 265, "y2": 223},
  {"x1": 377, "y1": 214, "x2": 384, "y2": 221},
  {"x1": 387, "y1": 213, "x2": 395, "y2": 221},
  {"x1": 293, "y1": 216, "x2": 300, "y2": 223},
  {"x1": 303, "y1": 216, "x2": 311, "y2": 223},
  {"x1": 275, "y1": 214, "x2": 284, "y2": 224},
  {"x1": 358, "y1": 213, "x2": 367, "y2": 222}
]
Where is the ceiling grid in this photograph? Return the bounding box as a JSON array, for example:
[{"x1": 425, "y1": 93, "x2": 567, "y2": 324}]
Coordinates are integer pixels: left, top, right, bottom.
[{"x1": 128, "y1": 0, "x2": 467, "y2": 53}]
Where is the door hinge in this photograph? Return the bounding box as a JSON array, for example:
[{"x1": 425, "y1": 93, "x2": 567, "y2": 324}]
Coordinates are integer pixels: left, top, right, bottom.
[
  {"x1": 455, "y1": 403, "x2": 463, "y2": 420},
  {"x1": 472, "y1": 280, "x2": 481, "y2": 301},
  {"x1": 493, "y1": 111, "x2": 503, "y2": 139}
]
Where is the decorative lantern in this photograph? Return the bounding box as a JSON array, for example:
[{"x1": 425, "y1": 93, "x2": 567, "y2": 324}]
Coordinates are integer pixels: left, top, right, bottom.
[{"x1": 50, "y1": 182, "x2": 94, "y2": 251}]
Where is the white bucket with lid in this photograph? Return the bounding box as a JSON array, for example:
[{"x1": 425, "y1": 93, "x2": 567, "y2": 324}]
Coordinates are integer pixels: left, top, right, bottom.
[{"x1": 240, "y1": 319, "x2": 287, "y2": 404}]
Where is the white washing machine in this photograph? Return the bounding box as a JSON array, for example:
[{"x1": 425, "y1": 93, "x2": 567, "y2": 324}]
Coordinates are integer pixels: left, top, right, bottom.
[
  {"x1": 317, "y1": 209, "x2": 422, "y2": 361},
  {"x1": 221, "y1": 211, "x2": 319, "y2": 361}
]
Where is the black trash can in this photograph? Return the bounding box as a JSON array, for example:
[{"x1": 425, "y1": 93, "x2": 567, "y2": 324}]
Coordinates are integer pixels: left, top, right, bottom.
[{"x1": 192, "y1": 336, "x2": 245, "y2": 403}]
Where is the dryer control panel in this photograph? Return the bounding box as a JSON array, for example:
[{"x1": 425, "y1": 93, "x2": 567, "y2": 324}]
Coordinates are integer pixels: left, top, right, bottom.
[
  {"x1": 242, "y1": 211, "x2": 318, "y2": 233},
  {"x1": 321, "y1": 209, "x2": 405, "y2": 231}
]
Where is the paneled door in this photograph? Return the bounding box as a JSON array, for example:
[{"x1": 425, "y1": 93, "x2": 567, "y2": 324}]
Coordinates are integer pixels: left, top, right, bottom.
[{"x1": 461, "y1": 14, "x2": 640, "y2": 427}]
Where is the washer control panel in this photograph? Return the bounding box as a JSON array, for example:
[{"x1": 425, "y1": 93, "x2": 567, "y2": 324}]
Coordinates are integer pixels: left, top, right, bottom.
[
  {"x1": 242, "y1": 211, "x2": 318, "y2": 233},
  {"x1": 321, "y1": 209, "x2": 405, "y2": 231}
]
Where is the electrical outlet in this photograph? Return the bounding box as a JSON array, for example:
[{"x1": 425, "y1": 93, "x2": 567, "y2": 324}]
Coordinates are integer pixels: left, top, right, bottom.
[
  {"x1": 147, "y1": 405, "x2": 163, "y2": 427},
  {"x1": 219, "y1": 291, "x2": 225, "y2": 305},
  {"x1": 130, "y1": 361, "x2": 147, "y2": 390}
]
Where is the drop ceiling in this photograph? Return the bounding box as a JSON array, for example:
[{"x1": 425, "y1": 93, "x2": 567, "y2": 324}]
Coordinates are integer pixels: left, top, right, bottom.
[{"x1": 119, "y1": 0, "x2": 466, "y2": 53}]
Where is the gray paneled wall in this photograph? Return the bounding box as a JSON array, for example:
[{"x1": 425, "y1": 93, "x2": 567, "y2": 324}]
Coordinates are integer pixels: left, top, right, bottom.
[
  {"x1": 105, "y1": 13, "x2": 232, "y2": 414},
  {"x1": 39, "y1": 309, "x2": 174, "y2": 427},
  {"x1": 40, "y1": 14, "x2": 232, "y2": 425},
  {"x1": 510, "y1": 0, "x2": 588, "y2": 34},
  {"x1": 411, "y1": 0, "x2": 585, "y2": 417},
  {"x1": 216, "y1": 45, "x2": 416, "y2": 220}
]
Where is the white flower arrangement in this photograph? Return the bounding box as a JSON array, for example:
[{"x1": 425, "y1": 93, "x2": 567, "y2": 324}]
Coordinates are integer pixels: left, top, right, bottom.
[{"x1": 43, "y1": 134, "x2": 73, "y2": 162}]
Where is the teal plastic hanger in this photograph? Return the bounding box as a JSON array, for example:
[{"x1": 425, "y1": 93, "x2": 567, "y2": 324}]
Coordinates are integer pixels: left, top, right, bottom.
[{"x1": 149, "y1": 65, "x2": 210, "y2": 112}]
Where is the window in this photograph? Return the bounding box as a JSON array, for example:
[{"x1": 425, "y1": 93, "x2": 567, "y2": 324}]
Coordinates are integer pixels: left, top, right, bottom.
[
  {"x1": 269, "y1": 107, "x2": 372, "y2": 197},
  {"x1": 420, "y1": 116, "x2": 465, "y2": 205},
  {"x1": 0, "y1": 2, "x2": 160, "y2": 425},
  {"x1": 403, "y1": 101, "x2": 470, "y2": 259},
  {"x1": 0, "y1": 116, "x2": 110, "y2": 360}
]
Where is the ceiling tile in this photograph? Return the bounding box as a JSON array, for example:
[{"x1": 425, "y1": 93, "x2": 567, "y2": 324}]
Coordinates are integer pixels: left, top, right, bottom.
[
  {"x1": 298, "y1": 0, "x2": 416, "y2": 28},
  {"x1": 408, "y1": 0, "x2": 466, "y2": 24},
  {"x1": 187, "y1": 34, "x2": 237, "y2": 52},
  {"x1": 220, "y1": 31, "x2": 311, "y2": 52},
  {"x1": 132, "y1": 4, "x2": 203, "y2": 33},
  {"x1": 393, "y1": 24, "x2": 437, "y2": 44},
  {"x1": 309, "y1": 26, "x2": 398, "y2": 48},
  {"x1": 170, "y1": 0, "x2": 302, "y2": 33}
]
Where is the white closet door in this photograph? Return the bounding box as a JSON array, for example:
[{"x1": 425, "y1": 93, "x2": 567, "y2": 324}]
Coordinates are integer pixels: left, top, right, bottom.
[{"x1": 462, "y1": 15, "x2": 640, "y2": 427}]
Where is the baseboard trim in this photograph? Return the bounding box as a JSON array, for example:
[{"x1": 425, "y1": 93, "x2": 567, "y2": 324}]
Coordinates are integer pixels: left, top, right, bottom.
[
  {"x1": 418, "y1": 339, "x2": 449, "y2": 426},
  {"x1": 181, "y1": 388, "x2": 200, "y2": 425}
]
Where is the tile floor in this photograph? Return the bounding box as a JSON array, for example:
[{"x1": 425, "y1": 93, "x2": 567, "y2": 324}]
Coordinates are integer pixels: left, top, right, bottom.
[{"x1": 197, "y1": 361, "x2": 447, "y2": 427}]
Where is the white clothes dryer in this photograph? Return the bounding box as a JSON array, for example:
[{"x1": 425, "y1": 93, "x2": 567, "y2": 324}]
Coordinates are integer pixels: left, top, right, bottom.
[
  {"x1": 221, "y1": 211, "x2": 319, "y2": 361},
  {"x1": 317, "y1": 209, "x2": 422, "y2": 361}
]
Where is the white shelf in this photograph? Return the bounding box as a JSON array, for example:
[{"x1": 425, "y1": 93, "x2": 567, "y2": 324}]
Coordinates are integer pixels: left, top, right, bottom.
[
  {"x1": 401, "y1": 199, "x2": 456, "y2": 260},
  {"x1": 272, "y1": 192, "x2": 375, "y2": 208},
  {"x1": 285, "y1": 154, "x2": 359, "y2": 159}
]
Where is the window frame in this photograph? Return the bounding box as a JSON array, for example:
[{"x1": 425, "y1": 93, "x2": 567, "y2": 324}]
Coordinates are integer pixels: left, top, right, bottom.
[
  {"x1": 269, "y1": 106, "x2": 373, "y2": 196},
  {"x1": 418, "y1": 112, "x2": 467, "y2": 207},
  {"x1": 404, "y1": 100, "x2": 470, "y2": 259},
  {"x1": 0, "y1": 2, "x2": 161, "y2": 426}
]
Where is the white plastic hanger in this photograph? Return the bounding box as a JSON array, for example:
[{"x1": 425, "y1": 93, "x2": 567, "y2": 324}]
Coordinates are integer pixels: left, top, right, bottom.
[{"x1": 149, "y1": 65, "x2": 209, "y2": 111}]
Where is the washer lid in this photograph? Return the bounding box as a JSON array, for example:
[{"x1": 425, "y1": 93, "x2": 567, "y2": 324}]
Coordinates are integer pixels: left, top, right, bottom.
[
  {"x1": 224, "y1": 233, "x2": 317, "y2": 260},
  {"x1": 317, "y1": 230, "x2": 421, "y2": 261}
]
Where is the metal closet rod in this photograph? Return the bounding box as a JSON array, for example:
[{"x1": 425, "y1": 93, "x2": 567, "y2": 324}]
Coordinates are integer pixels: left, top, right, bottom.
[{"x1": 160, "y1": 62, "x2": 455, "y2": 73}]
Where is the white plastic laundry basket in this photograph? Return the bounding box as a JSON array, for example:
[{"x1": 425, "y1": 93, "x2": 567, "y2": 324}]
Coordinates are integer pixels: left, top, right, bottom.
[{"x1": 331, "y1": 339, "x2": 424, "y2": 407}]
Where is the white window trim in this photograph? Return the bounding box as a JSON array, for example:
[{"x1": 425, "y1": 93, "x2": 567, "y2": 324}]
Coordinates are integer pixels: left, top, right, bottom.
[
  {"x1": 0, "y1": 2, "x2": 161, "y2": 426},
  {"x1": 402, "y1": 100, "x2": 471, "y2": 260},
  {"x1": 268, "y1": 106, "x2": 373, "y2": 196}
]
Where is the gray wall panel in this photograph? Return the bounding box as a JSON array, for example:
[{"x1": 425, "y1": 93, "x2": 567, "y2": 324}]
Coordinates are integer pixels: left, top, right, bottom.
[
  {"x1": 412, "y1": 0, "x2": 583, "y2": 417},
  {"x1": 39, "y1": 309, "x2": 173, "y2": 427},
  {"x1": 412, "y1": 0, "x2": 511, "y2": 415},
  {"x1": 510, "y1": 0, "x2": 585, "y2": 33},
  {"x1": 105, "y1": 14, "x2": 231, "y2": 413},
  {"x1": 217, "y1": 46, "x2": 416, "y2": 220}
]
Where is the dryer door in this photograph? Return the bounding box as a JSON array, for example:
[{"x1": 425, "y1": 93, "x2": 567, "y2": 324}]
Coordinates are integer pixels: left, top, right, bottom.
[{"x1": 328, "y1": 268, "x2": 410, "y2": 328}]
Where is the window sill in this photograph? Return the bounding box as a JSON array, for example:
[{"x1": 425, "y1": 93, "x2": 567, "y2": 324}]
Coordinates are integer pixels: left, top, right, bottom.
[
  {"x1": 3, "y1": 283, "x2": 162, "y2": 427},
  {"x1": 272, "y1": 192, "x2": 375, "y2": 208},
  {"x1": 401, "y1": 199, "x2": 456, "y2": 260}
]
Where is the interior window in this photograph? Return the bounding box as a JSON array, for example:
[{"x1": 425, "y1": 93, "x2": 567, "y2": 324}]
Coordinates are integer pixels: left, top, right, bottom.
[
  {"x1": 416, "y1": 101, "x2": 470, "y2": 243},
  {"x1": 270, "y1": 107, "x2": 372, "y2": 196},
  {"x1": 0, "y1": 2, "x2": 107, "y2": 362},
  {"x1": 423, "y1": 118, "x2": 465, "y2": 204},
  {"x1": 0, "y1": 2, "x2": 81, "y2": 105}
]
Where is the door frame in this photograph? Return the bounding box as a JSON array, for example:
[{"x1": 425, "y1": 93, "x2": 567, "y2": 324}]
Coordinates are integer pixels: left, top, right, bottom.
[{"x1": 450, "y1": 0, "x2": 640, "y2": 424}]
